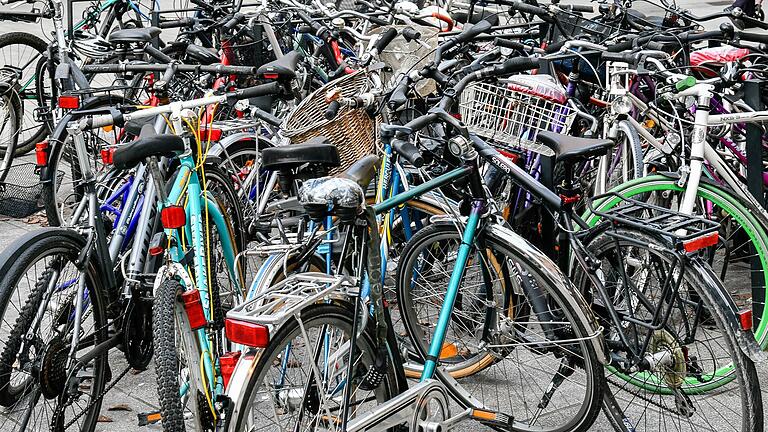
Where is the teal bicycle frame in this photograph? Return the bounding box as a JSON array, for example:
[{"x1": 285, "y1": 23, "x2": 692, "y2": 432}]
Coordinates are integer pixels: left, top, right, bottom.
[{"x1": 162, "y1": 151, "x2": 242, "y2": 396}]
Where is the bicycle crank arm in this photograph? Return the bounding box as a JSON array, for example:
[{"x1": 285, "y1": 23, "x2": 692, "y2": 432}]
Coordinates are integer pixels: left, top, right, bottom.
[{"x1": 346, "y1": 379, "x2": 447, "y2": 432}]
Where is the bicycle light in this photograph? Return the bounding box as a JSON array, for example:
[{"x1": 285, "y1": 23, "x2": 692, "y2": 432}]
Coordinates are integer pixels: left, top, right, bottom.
[
  {"x1": 181, "y1": 290, "x2": 208, "y2": 330},
  {"x1": 199, "y1": 126, "x2": 223, "y2": 142},
  {"x1": 738, "y1": 309, "x2": 753, "y2": 331},
  {"x1": 100, "y1": 148, "x2": 115, "y2": 165},
  {"x1": 160, "y1": 205, "x2": 186, "y2": 229},
  {"x1": 225, "y1": 318, "x2": 269, "y2": 348}
]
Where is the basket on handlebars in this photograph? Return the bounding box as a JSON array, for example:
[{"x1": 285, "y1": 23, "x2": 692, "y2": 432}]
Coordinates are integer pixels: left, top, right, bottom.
[
  {"x1": 281, "y1": 71, "x2": 378, "y2": 175},
  {"x1": 458, "y1": 75, "x2": 576, "y2": 155},
  {"x1": 367, "y1": 24, "x2": 438, "y2": 96}
]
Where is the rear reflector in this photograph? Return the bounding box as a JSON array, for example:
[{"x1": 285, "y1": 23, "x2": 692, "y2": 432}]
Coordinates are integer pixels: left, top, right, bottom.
[
  {"x1": 738, "y1": 309, "x2": 753, "y2": 331},
  {"x1": 199, "y1": 127, "x2": 223, "y2": 142},
  {"x1": 35, "y1": 141, "x2": 49, "y2": 167},
  {"x1": 58, "y1": 95, "x2": 80, "y2": 109},
  {"x1": 181, "y1": 290, "x2": 208, "y2": 330},
  {"x1": 100, "y1": 148, "x2": 115, "y2": 165},
  {"x1": 682, "y1": 231, "x2": 719, "y2": 253},
  {"x1": 220, "y1": 351, "x2": 241, "y2": 389},
  {"x1": 225, "y1": 318, "x2": 269, "y2": 348},
  {"x1": 160, "y1": 205, "x2": 186, "y2": 229},
  {"x1": 262, "y1": 73, "x2": 279, "y2": 80}
]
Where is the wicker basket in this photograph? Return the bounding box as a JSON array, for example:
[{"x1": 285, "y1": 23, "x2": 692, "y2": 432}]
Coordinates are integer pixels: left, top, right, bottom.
[
  {"x1": 459, "y1": 75, "x2": 576, "y2": 156},
  {"x1": 282, "y1": 71, "x2": 377, "y2": 175}
]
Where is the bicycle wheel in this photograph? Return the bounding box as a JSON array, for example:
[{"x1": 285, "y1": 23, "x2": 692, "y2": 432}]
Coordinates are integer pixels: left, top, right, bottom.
[
  {"x1": 231, "y1": 301, "x2": 400, "y2": 431},
  {"x1": 0, "y1": 81, "x2": 22, "y2": 166},
  {"x1": 42, "y1": 94, "x2": 134, "y2": 226},
  {"x1": 599, "y1": 120, "x2": 644, "y2": 192},
  {"x1": 0, "y1": 230, "x2": 108, "y2": 432},
  {"x1": 585, "y1": 174, "x2": 768, "y2": 349},
  {"x1": 396, "y1": 222, "x2": 604, "y2": 432},
  {"x1": 581, "y1": 228, "x2": 763, "y2": 432},
  {"x1": 0, "y1": 32, "x2": 49, "y2": 154}
]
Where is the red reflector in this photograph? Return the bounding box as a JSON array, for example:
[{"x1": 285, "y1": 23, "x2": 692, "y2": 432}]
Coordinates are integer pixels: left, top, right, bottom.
[
  {"x1": 497, "y1": 149, "x2": 519, "y2": 163},
  {"x1": 58, "y1": 95, "x2": 80, "y2": 109},
  {"x1": 683, "y1": 231, "x2": 719, "y2": 252},
  {"x1": 199, "y1": 127, "x2": 223, "y2": 142},
  {"x1": 225, "y1": 318, "x2": 269, "y2": 348},
  {"x1": 100, "y1": 148, "x2": 115, "y2": 165},
  {"x1": 181, "y1": 290, "x2": 208, "y2": 330},
  {"x1": 149, "y1": 245, "x2": 164, "y2": 256},
  {"x1": 161, "y1": 205, "x2": 186, "y2": 229},
  {"x1": 450, "y1": 113, "x2": 462, "y2": 120},
  {"x1": 35, "y1": 141, "x2": 49, "y2": 167},
  {"x1": 220, "y1": 351, "x2": 241, "y2": 389},
  {"x1": 738, "y1": 309, "x2": 753, "y2": 331},
  {"x1": 262, "y1": 73, "x2": 279, "y2": 79}
]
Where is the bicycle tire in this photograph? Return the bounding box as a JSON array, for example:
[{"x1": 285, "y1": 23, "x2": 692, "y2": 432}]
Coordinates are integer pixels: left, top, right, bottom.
[
  {"x1": 0, "y1": 32, "x2": 49, "y2": 154},
  {"x1": 231, "y1": 301, "x2": 400, "y2": 431},
  {"x1": 153, "y1": 277, "x2": 188, "y2": 432},
  {"x1": 600, "y1": 120, "x2": 644, "y2": 192},
  {"x1": 0, "y1": 230, "x2": 108, "y2": 431},
  {"x1": 396, "y1": 222, "x2": 604, "y2": 432}
]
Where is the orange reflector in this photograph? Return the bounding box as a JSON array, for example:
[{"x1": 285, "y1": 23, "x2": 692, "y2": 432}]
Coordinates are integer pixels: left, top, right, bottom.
[
  {"x1": 738, "y1": 309, "x2": 753, "y2": 331},
  {"x1": 471, "y1": 409, "x2": 496, "y2": 421},
  {"x1": 683, "y1": 232, "x2": 719, "y2": 253},
  {"x1": 35, "y1": 141, "x2": 49, "y2": 167},
  {"x1": 199, "y1": 127, "x2": 223, "y2": 142},
  {"x1": 439, "y1": 343, "x2": 458, "y2": 359},
  {"x1": 102, "y1": 124, "x2": 114, "y2": 133},
  {"x1": 58, "y1": 95, "x2": 80, "y2": 109},
  {"x1": 181, "y1": 290, "x2": 207, "y2": 330},
  {"x1": 220, "y1": 351, "x2": 241, "y2": 389},
  {"x1": 225, "y1": 318, "x2": 270, "y2": 348},
  {"x1": 160, "y1": 205, "x2": 186, "y2": 229}
]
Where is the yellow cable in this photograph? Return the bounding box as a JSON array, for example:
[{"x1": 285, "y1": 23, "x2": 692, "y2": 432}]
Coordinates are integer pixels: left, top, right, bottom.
[{"x1": 199, "y1": 350, "x2": 217, "y2": 422}]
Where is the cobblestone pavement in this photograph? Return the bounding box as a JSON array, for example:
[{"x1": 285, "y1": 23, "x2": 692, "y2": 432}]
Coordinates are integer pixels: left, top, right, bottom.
[{"x1": 0, "y1": 0, "x2": 767, "y2": 430}]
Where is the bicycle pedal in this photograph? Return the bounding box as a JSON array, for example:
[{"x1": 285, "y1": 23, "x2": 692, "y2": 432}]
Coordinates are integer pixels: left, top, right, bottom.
[
  {"x1": 470, "y1": 409, "x2": 513, "y2": 429},
  {"x1": 359, "y1": 351, "x2": 387, "y2": 391},
  {"x1": 137, "y1": 410, "x2": 162, "y2": 426}
]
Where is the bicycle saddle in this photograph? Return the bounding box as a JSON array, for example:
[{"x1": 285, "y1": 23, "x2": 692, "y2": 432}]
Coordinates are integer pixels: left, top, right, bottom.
[
  {"x1": 536, "y1": 131, "x2": 614, "y2": 164},
  {"x1": 257, "y1": 50, "x2": 303, "y2": 80},
  {"x1": 298, "y1": 176, "x2": 366, "y2": 222},
  {"x1": 113, "y1": 124, "x2": 184, "y2": 170},
  {"x1": 261, "y1": 137, "x2": 341, "y2": 171},
  {"x1": 108, "y1": 27, "x2": 161, "y2": 44},
  {"x1": 186, "y1": 44, "x2": 219, "y2": 65}
]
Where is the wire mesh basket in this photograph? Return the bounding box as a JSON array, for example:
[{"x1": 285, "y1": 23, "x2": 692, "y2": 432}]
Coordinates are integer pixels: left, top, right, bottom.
[
  {"x1": 281, "y1": 71, "x2": 378, "y2": 175},
  {"x1": 459, "y1": 75, "x2": 576, "y2": 156},
  {"x1": 0, "y1": 163, "x2": 63, "y2": 218},
  {"x1": 368, "y1": 24, "x2": 438, "y2": 96}
]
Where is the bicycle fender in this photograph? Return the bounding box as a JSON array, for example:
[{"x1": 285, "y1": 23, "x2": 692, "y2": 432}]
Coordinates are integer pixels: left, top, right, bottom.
[
  {"x1": 0, "y1": 228, "x2": 85, "y2": 276},
  {"x1": 691, "y1": 256, "x2": 768, "y2": 364},
  {"x1": 484, "y1": 222, "x2": 609, "y2": 364}
]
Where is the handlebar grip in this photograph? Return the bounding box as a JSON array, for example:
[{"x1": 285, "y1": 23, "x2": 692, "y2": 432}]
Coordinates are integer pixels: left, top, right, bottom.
[
  {"x1": 223, "y1": 12, "x2": 245, "y2": 31},
  {"x1": 739, "y1": 31, "x2": 768, "y2": 44},
  {"x1": 392, "y1": 139, "x2": 424, "y2": 167},
  {"x1": 494, "y1": 37, "x2": 534, "y2": 52},
  {"x1": 401, "y1": 27, "x2": 421, "y2": 42},
  {"x1": 189, "y1": 0, "x2": 212, "y2": 10},
  {"x1": 508, "y1": 1, "x2": 549, "y2": 16},
  {"x1": 569, "y1": 4, "x2": 594, "y2": 13},
  {"x1": 324, "y1": 100, "x2": 342, "y2": 120},
  {"x1": 544, "y1": 39, "x2": 567, "y2": 54},
  {"x1": 159, "y1": 18, "x2": 194, "y2": 29},
  {"x1": 374, "y1": 28, "x2": 398, "y2": 54},
  {"x1": 296, "y1": 10, "x2": 323, "y2": 33},
  {"x1": 252, "y1": 107, "x2": 282, "y2": 127},
  {"x1": 454, "y1": 19, "x2": 492, "y2": 44},
  {"x1": 369, "y1": 16, "x2": 389, "y2": 26},
  {"x1": 388, "y1": 79, "x2": 409, "y2": 108},
  {"x1": 606, "y1": 38, "x2": 636, "y2": 52},
  {"x1": 493, "y1": 56, "x2": 542, "y2": 75},
  {"x1": 644, "y1": 41, "x2": 671, "y2": 51},
  {"x1": 602, "y1": 51, "x2": 637, "y2": 64},
  {"x1": 229, "y1": 82, "x2": 282, "y2": 101}
]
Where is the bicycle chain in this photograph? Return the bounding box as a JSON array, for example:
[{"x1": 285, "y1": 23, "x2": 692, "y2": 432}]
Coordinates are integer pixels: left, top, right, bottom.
[{"x1": 55, "y1": 364, "x2": 132, "y2": 430}]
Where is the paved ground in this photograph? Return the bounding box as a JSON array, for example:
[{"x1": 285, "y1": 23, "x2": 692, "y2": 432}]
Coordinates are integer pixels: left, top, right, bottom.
[{"x1": 0, "y1": 0, "x2": 767, "y2": 430}]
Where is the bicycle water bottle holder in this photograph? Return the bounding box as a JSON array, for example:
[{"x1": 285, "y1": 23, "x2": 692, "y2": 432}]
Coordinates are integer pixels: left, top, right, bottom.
[
  {"x1": 587, "y1": 192, "x2": 721, "y2": 252},
  {"x1": 226, "y1": 273, "x2": 357, "y2": 328}
]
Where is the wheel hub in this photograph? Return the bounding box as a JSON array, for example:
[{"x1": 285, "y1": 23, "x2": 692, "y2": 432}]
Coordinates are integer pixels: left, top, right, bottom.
[{"x1": 40, "y1": 336, "x2": 69, "y2": 400}]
